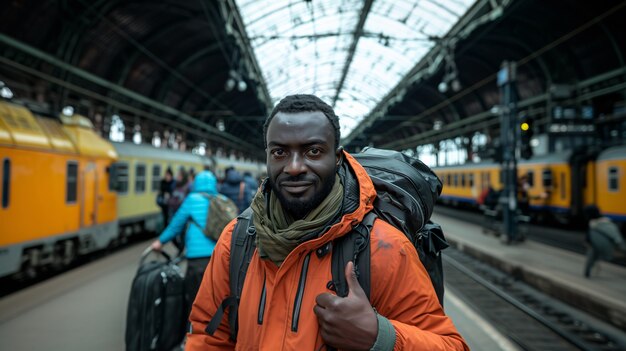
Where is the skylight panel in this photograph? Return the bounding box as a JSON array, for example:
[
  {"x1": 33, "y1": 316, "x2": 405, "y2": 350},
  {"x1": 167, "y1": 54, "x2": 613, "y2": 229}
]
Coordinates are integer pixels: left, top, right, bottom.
[{"x1": 235, "y1": 0, "x2": 476, "y2": 137}]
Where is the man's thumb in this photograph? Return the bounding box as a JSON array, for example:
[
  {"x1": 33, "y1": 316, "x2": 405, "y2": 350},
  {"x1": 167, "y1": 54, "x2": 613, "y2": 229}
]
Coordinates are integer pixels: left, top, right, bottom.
[{"x1": 345, "y1": 261, "x2": 364, "y2": 296}]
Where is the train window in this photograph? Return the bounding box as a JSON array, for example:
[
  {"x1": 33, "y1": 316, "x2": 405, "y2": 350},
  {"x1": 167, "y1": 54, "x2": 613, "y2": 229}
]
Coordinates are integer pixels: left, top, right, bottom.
[
  {"x1": 542, "y1": 169, "x2": 553, "y2": 187},
  {"x1": 66, "y1": 162, "x2": 78, "y2": 203},
  {"x1": 608, "y1": 167, "x2": 619, "y2": 191},
  {"x1": 461, "y1": 173, "x2": 466, "y2": 187},
  {"x1": 560, "y1": 172, "x2": 566, "y2": 200},
  {"x1": 116, "y1": 163, "x2": 129, "y2": 194},
  {"x1": 447, "y1": 174, "x2": 451, "y2": 186},
  {"x1": 469, "y1": 173, "x2": 474, "y2": 187},
  {"x1": 527, "y1": 171, "x2": 534, "y2": 187},
  {"x1": 454, "y1": 173, "x2": 458, "y2": 187},
  {"x1": 107, "y1": 165, "x2": 115, "y2": 191},
  {"x1": 2, "y1": 158, "x2": 10, "y2": 208},
  {"x1": 135, "y1": 164, "x2": 146, "y2": 193},
  {"x1": 151, "y1": 165, "x2": 161, "y2": 191}
]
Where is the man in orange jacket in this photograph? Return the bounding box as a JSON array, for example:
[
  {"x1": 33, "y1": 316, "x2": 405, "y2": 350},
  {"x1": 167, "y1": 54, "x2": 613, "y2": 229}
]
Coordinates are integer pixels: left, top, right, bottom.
[{"x1": 187, "y1": 95, "x2": 469, "y2": 350}]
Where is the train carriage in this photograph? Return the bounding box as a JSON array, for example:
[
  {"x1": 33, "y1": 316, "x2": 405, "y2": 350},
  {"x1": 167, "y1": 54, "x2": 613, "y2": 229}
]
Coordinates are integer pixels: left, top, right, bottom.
[
  {"x1": 594, "y1": 145, "x2": 626, "y2": 225},
  {"x1": 0, "y1": 101, "x2": 118, "y2": 278},
  {"x1": 110, "y1": 142, "x2": 212, "y2": 237},
  {"x1": 0, "y1": 100, "x2": 267, "y2": 280},
  {"x1": 433, "y1": 147, "x2": 626, "y2": 228}
]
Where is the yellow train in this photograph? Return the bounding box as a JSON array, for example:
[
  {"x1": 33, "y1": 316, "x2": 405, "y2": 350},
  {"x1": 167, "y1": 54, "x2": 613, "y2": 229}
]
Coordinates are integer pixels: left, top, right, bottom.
[
  {"x1": 433, "y1": 146, "x2": 626, "y2": 228},
  {"x1": 0, "y1": 100, "x2": 264, "y2": 279}
]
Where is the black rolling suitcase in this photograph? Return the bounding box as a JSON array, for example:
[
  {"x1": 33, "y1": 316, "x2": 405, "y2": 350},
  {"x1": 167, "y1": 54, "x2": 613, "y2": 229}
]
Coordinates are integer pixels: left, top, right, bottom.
[{"x1": 125, "y1": 248, "x2": 186, "y2": 351}]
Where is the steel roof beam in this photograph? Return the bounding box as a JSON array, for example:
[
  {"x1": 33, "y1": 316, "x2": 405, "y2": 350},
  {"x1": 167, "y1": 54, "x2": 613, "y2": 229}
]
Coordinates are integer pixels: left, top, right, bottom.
[
  {"x1": 331, "y1": 0, "x2": 374, "y2": 107},
  {"x1": 0, "y1": 33, "x2": 262, "y2": 156},
  {"x1": 343, "y1": 0, "x2": 510, "y2": 146},
  {"x1": 382, "y1": 93, "x2": 548, "y2": 150},
  {"x1": 220, "y1": 0, "x2": 273, "y2": 113}
]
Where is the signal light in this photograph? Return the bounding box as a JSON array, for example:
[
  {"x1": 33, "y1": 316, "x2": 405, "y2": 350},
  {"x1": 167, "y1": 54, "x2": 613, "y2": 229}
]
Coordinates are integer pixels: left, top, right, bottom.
[{"x1": 519, "y1": 115, "x2": 533, "y2": 160}]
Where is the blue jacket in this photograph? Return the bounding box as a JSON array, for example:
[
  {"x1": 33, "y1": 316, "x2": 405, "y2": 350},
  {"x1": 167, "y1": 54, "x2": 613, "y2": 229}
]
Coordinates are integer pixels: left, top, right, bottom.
[
  {"x1": 219, "y1": 170, "x2": 252, "y2": 212},
  {"x1": 158, "y1": 171, "x2": 218, "y2": 259},
  {"x1": 243, "y1": 174, "x2": 259, "y2": 199}
]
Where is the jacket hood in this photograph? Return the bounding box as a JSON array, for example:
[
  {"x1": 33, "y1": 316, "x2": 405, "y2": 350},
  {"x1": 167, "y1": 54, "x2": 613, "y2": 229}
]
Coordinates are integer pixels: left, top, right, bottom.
[
  {"x1": 326, "y1": 150, "x2": 376, "y2": 240},
  {"x1": 225, "y1": 170, "x2": 243, "y2": 184},
  {"x1": 193, "y1": 171, "x2": 218, "y2": 194}
]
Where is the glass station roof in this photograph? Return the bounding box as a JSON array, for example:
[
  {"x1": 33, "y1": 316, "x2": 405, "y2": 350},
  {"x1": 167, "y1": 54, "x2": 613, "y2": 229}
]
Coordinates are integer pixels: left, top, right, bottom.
[{"x1": 235, "y1": 0, "x2": 476, "y2": 137}]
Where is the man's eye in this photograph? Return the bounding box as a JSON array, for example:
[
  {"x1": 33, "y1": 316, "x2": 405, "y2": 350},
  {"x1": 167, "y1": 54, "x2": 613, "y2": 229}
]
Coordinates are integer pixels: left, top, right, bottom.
[
  {"x1": 271, "y1": 149, "x2": 286, "y2": 157},
  {"x1": 307, "y1": 148, "x2": 321, "y2": 156}
]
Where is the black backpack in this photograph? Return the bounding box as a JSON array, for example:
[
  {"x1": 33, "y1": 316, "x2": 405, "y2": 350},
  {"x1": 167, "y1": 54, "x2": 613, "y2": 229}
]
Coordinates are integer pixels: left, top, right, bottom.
[{"x1": 205, "y1": 147, "x2": 447, "y2": 341}]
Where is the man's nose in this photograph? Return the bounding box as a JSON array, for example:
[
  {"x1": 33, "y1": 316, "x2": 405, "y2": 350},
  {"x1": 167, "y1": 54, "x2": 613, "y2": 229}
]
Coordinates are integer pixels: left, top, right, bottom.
[{"x1": 284, "y1": 153, "x2": 306, "y2": 176}]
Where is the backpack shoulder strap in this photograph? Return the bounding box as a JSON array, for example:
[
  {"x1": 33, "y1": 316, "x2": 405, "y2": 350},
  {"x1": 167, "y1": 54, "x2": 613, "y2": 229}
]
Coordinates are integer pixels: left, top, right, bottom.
[
  {"x1": 205, "y1": 207, "x2": 255, "y2": 341},
  {"x1": 188, "y1": 192, "x2": 211, "y2": 234},
  {"x1": 331, "y1": 211, "x2": 376, "y2": 300}
]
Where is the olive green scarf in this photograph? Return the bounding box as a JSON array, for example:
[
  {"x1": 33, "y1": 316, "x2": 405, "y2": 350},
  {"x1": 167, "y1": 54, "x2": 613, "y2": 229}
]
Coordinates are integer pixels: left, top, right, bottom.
[{"x1": 251, "y1": 176, "x2": 343, "y2": 266}]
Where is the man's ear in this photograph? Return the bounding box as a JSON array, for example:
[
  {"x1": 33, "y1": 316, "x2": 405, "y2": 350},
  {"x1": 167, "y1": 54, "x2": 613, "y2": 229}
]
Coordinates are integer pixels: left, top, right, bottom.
[{"x1": 336, "y1": 146, "x2": 344, "y2": 166}]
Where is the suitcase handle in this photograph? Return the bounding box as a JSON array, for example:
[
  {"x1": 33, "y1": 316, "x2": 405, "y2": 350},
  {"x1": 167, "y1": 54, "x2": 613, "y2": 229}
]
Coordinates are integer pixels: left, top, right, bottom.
[{"x1": 140, "y1": 247, "x2": 172, "y2": 265}]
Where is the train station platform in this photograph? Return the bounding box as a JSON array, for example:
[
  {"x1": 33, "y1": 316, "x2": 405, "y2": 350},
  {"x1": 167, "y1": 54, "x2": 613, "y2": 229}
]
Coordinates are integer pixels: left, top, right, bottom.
[
  {"x1": 433, "y1": 211, "x2": 626, "y2": 331},
  {"x1": 0, "y1": 237, "x2": 518, "y2": 351}
]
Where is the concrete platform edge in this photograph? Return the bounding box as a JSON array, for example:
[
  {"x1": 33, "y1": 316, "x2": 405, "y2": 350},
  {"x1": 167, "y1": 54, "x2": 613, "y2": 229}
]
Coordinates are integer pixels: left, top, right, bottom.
[{"x1": 446, "y1": 238, "x2": 626, "y2": 331}]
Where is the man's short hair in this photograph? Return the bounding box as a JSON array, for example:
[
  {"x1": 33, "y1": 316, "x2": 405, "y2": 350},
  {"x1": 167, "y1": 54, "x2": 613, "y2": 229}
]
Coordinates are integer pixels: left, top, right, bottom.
[{"x1": 263, "y1": 94, "x2": 340, "y2": 148}]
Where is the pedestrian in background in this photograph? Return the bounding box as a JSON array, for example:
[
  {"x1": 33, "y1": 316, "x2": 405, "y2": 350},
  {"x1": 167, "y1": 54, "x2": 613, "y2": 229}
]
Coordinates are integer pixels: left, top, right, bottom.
[
  {"x1": 157, "y1": 167, "x2": 175, "y2": 228},
  {"x1": 242, "y1": 171, "x2": 259, "y2": 200},
  {"x1": 219, "y1": 167, "x2": 251, "y2": 212},
  {"x1": 169, "y1": 168, "x2": 190, "y2": 254},
  {"x1": 583, "y1": 205, "x2": 625, "y2": 277},
  {"x1": 169, "y1": 168, "x2": 189, "y2": 218},
  {"x1": 151, "y1": 170, "x2": 220, "y2": 315}
]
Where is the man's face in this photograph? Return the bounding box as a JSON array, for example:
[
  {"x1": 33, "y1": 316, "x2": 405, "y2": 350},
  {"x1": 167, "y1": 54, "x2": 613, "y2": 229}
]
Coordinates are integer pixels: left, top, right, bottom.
[{"x1": 266, "y1": 111, "x2": 340, "y2": 219}]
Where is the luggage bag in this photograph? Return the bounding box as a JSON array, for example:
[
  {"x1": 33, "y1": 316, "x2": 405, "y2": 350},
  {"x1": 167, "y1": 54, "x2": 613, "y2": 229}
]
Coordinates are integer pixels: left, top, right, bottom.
[{"x1": 125, "y1": 248, "x2": 186, "y2": 351}]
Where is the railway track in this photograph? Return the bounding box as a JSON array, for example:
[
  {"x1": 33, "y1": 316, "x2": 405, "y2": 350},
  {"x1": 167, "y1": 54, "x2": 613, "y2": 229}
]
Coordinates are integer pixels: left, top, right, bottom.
[{"x1": 444, "y1": 247, "x2": 626, "y2": 351}]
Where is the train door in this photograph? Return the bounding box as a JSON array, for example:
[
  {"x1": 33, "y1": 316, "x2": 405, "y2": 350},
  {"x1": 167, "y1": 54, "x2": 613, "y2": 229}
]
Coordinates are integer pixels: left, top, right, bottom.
[
  {"x1": 81, "y1": 162, "x2": 98, "y2": 228},
  {"x1": 570, "y1": 148, "x2": 599, "y2": 221}
]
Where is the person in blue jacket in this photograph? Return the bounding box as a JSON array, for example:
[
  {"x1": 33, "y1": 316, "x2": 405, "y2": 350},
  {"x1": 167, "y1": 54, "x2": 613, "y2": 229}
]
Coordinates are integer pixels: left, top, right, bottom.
[
  {"x1": 151, "y1": 170, "x2": 218, "y2": 314},
  {"x1": 219, "y1": 167, "x2": 252, "y2": 212},
  {"x1": 242, "y1": 171, "x2": 259, "y2": 200}
]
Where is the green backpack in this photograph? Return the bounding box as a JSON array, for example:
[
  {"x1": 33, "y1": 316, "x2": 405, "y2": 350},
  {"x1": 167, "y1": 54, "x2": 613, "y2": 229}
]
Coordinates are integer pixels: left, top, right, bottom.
[{"x1": 193, "y1": 193, "x2": 239, "y2": 241}]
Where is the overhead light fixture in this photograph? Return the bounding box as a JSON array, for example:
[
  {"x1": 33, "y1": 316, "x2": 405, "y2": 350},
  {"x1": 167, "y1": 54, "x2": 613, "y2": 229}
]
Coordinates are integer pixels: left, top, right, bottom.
[
  {"x1": 237, "y1": 80, "x2": 247, "y2": 92},
  {"x1": 451, "y1": 78, "x2": 462, "y2": 92},
  {"x1": 438, "y1": 42, "x2": 461, "y2": 94},
  {"x1": 0, "y1": 81, "x2": 13, "y2": 99},
  {"x1": 225, "y1": 69, "x2": 248, "y2": 92},
  {"x1": 438, "y1": 81, "x2": 448, "y2": 93},
  {"x1": 433, "y1": 119, "x2": 443, "y2": 130},
  {"x1": 62, "y1": 106, "x2": 75, "y2": 116},
  {"x1": 225, "y1": 78, "x2": 236, "y2": 92}
]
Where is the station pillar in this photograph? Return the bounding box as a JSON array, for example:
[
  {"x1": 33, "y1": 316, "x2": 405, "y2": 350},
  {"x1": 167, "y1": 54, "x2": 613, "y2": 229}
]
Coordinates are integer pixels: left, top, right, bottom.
[{"x1": 497, "y1": 61, "x2": 518, "y2": 243}]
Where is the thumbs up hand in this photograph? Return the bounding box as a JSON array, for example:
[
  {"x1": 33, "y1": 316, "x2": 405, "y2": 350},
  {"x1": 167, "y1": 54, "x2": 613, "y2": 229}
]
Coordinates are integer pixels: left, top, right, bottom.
[{"x1": 313, "y1": 261, "x2": 378, "y2": 350}]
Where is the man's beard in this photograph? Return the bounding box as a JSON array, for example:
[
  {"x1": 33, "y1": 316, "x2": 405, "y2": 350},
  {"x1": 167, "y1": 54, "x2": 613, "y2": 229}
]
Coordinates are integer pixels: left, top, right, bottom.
[{"x1": 270, "y1": 175, "x2": 336, "y2": 220}]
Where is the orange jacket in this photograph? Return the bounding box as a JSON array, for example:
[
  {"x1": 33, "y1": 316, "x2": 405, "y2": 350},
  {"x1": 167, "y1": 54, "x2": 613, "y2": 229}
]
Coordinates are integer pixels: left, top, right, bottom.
[{"x1": 187, "y1": 152, "x2": 469, "y2": 351}]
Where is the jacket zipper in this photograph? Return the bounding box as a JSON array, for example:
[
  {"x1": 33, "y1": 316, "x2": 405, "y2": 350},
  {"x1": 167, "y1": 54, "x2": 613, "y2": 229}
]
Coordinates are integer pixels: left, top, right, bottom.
[
  {"x1": 368, "y1": 172, "x2": 425, "y2": 229},
  {"x1": 258, "y1": 277, "x2": 266, "y2": 324},
  {"x1": 291, "y1": 253, "x2": 311, "y2": 332}
]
